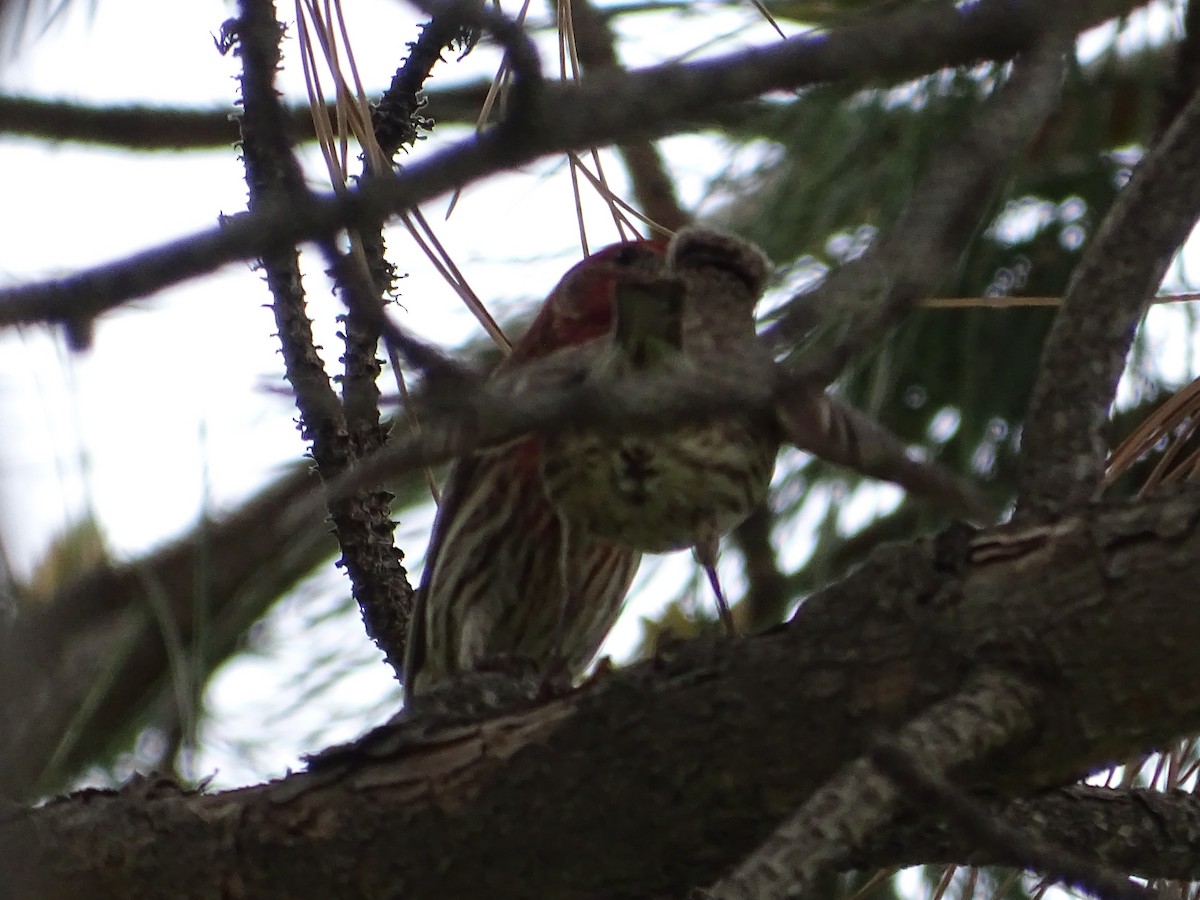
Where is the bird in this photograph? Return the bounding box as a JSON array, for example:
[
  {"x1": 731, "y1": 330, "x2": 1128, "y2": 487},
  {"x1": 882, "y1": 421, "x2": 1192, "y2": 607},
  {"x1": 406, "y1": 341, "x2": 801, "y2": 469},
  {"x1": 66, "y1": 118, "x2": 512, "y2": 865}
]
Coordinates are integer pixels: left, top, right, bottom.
[
  {"x1": 405, "y1": 226, "x2": 988, "y2": 696},
  {"x1": 403, "y1": 239, "x2": 669, "y2": 696},
  {"x1": 540, "y1": 228, "x2": 779, "y2": 635}
]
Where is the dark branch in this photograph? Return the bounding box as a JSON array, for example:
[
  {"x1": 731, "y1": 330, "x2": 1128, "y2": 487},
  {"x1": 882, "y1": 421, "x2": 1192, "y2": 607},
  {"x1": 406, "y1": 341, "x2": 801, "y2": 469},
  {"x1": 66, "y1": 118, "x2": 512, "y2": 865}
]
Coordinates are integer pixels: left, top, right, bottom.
[
  {"x1": 233, "y1": 0, "x2": 413, "y2": 675},
  {"x1": 0, "y1": 0, "x2": 1144, "y2": 332},
  {"x1": 0, "y1": 85, "x2": 767, "y2": 150},
  {"x1": 869, "y1": 741, "x2": 1160, "y2": 900},
  {"x1": 730, "y1": 503, "x2": 790, "y2": 630},
  {"x1": 336, "y1": 1, "x2": 509, "y2": 475},
  {"x1": 1016, "y1": 84, "x2": 1200, "y2": 519},
  {"x1": 1155, "y1": 0, "x2": 1200, "y2": 138},
  {"x1": 408, "y1": 0, "x2": 544, "y2": 138},
  {"x1": 10, "y1": 484, "x2": 1200, "y2": 897},
  {"x1": 370, "y1": 19, "x2": 461, "y2": 158},
  {"x1": 855, "y1": 784, "x2": 1200, "y2": 882},
  {"x1": 707, "y1": 672, "x2": 1041, "y2": 900}
]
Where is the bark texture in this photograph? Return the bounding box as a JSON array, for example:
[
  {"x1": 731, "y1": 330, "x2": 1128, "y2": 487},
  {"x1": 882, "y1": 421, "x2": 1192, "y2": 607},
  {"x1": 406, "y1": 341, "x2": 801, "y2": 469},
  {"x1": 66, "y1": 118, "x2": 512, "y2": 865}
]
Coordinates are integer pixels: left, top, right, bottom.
[{"x1": 5, "y1": 485, "x2": 1200, "y2": 899}]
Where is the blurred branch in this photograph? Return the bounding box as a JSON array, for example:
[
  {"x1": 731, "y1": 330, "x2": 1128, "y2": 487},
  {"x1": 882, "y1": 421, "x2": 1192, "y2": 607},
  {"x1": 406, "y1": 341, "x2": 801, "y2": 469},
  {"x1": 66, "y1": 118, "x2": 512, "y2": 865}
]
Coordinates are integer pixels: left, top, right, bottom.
[
  {"x1": 316, "y1": 338, "x2": 782, "y2": 509},
  {"x1": 0, "y1": 86, "x2": 768, "y2": 149},
  {"x1": 0, "y1": 94, "x2": 296, "y2": 149},
  {"x1": 0, "y1": 32, "x2": 1171, "y2": 153},
  {"x1": 782, "y1": 501, "x2": 938, "y2": 597},
  {"x1": 1017, "y1": 85, "x2": 1200, "y2": 520},
  {"x1": 0, "y1": 0, "x2": 1147, "y2": 330},
  {"x1": 730, "y1": 503, "x2": 789, "y2": 630},
  {"x1": 770, "y1": 34, "x2": 1070, "y2": 379},
  {"x1": 1155, "y1": 0, "x2": 1200, "y2": 137},
  {"x1": 0, "y1": 465, "x2": 336, "y2": 800}
]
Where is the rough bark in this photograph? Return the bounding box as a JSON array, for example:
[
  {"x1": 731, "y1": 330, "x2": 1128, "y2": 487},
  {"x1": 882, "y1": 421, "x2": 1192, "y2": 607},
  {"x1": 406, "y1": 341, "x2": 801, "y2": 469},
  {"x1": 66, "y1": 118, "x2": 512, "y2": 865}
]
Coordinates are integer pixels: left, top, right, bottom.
[{"x1": 5, "y1": 484, "x2": 1200, "y2": 899}]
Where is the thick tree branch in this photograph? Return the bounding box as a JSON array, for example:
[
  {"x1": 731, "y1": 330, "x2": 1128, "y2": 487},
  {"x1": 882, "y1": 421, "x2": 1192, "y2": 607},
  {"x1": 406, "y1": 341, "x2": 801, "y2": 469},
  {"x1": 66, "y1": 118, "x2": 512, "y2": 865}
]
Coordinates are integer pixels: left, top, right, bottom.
[
  {"x1": 708, "y1": 672, "x2": 1042, "y2": 900},
  {"x1": 7, "y1": 485, "x2": 1200, "y2": 898},
  {"x1": 0, "y1": 0, "x2": 1147, "y2": 331},
  {"x1": 1017, "y1": 86, "x2": 1200, "y2": 520}
]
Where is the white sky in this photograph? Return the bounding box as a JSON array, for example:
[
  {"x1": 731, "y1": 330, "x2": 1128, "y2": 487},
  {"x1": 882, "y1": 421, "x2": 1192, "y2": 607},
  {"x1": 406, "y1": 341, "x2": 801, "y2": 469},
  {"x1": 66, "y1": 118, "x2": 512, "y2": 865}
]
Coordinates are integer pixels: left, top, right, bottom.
[{"x1": 1, "y1": 0, "x2": 1194, "y2": 788}]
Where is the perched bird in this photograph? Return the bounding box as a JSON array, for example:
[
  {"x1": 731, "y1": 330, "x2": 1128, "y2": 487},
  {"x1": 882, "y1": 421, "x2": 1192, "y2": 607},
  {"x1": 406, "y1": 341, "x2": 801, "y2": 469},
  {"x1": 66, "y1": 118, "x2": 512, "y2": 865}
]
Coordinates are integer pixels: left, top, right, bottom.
[
  {"x1": 541, "y1": 226, "x2": 986, "y2": 639},
  {"x1": 403, "y1": 239, "x2": 668, "y2": 696},
  {"x1": 541, "y1": 229, "x2": 779, "y2": 634},
  {"x1": 406, "y1": 227, "x2": 987, "y2": 696}
]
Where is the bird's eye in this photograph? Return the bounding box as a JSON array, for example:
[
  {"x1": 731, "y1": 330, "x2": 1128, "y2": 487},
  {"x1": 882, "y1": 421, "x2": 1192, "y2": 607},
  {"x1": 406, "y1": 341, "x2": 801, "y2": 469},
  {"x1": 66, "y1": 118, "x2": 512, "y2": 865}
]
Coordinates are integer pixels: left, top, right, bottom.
[
  {"x1": 612, "y1": 242, "x2": 665, "y2": 271},
  {"x1": 613, "y1": 244, "x2": 646, "y2": 266}
]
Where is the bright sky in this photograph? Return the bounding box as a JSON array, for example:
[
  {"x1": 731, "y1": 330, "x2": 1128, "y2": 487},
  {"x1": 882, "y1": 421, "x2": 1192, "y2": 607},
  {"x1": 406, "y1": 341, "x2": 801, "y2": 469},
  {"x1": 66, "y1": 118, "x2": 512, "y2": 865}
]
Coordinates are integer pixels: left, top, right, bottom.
[{"x1": 0, "y1": 0, "x2": 1194, "y2": 788}]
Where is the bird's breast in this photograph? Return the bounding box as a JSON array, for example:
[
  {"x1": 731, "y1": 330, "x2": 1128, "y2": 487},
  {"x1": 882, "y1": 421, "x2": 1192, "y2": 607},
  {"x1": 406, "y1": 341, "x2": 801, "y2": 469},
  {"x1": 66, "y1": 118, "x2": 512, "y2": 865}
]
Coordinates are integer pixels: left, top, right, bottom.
[{"x1": 541, "y1": 422, "x2": 777, "y2": 552}]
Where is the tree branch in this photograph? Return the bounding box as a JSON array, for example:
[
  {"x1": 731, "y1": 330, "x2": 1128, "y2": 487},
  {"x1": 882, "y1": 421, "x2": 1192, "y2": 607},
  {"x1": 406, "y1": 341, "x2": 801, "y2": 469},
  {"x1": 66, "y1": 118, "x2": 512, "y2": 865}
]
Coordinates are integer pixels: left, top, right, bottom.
[
  {"x1": 707, "y1": 671, "x2": 1042, "y2": 900},
  {"x1": 0, "y1": 0, "x2": 1146, "y2": 332},
  {"x1": 770, "y1": 32, "x2": 1070, "y2": 381},
  {"x1": 233, "y1": 0, "x2": 413, "y2": 674},
  {"x1": 1017, "y1": 84, "x2": 1200, "y2": 520},
  {"x1": 7, "y1": 484, "x2": 1200, "y2": 897},
  {"x1": 0, "y1": 84, "x2": 769, "y2": 149},
  {"x1": 867, "y1": 742, "x2": 1158, "y2": 900},
  {"x1": 855, "y1": 784, "x2": 1200, "y2": 881},
  {"x1": 338, "y1": 12, "x2": 482, "y2": 468}
]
